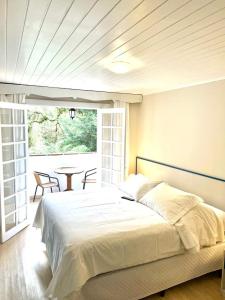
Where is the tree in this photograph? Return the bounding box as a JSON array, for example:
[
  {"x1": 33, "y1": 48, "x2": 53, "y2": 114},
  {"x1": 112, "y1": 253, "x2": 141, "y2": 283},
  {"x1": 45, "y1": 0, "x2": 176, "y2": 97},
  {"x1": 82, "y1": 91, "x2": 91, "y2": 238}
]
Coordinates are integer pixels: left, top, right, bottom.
[
  {"x1": 59, "y1": 110, "x2": 97, "y2": 152},
  {"x1": 28, "y1": 107, "x2": 97, "y2": 154}
]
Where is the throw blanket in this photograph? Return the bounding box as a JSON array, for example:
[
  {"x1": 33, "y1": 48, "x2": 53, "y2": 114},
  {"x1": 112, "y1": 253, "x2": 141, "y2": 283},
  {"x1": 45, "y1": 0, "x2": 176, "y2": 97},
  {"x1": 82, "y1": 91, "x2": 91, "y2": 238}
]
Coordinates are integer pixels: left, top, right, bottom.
[{"x1": 176, "y1": 204, "x2": 224, "y2": 252}]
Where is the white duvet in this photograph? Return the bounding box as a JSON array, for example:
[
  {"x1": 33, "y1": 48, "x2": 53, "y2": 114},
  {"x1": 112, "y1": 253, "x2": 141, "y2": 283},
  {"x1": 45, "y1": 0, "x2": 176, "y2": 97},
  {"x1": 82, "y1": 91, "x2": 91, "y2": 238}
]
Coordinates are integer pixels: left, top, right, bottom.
[{"x1": 34, "y1": 187, "x2": 224, "y2": 300}]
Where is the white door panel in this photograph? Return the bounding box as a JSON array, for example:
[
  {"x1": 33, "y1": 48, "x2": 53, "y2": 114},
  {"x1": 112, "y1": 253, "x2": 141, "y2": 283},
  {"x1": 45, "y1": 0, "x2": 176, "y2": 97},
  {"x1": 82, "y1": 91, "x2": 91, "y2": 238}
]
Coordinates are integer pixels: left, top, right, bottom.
[
  {"x1": 0, "y1": 105, "x2": 29, "y2": 243},
  {"x1": 97, "y1": 108, "x2": 125, "y2": 187}
]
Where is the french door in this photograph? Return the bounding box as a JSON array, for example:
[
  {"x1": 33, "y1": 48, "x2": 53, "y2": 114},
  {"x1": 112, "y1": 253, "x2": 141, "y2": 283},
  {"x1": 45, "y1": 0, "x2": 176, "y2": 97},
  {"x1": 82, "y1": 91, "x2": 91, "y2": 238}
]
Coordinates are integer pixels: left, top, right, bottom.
[
  {"x1": 0, "y1": 104, "x2": 29, "y2": 243},
  {"x1": 97, "y1": 108, "x2": 125, "y2": 187}
]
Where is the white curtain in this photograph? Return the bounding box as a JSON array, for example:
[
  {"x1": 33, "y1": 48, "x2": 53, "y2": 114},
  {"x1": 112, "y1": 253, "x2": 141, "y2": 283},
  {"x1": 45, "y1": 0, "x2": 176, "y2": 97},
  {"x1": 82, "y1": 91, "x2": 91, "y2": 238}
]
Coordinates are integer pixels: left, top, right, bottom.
[
  {"x1": 0, "y1": 93, "x2": 26, "y2": 104},
  {"x1": 113, "y1": 100, "x2": 130, "y2": 178}
]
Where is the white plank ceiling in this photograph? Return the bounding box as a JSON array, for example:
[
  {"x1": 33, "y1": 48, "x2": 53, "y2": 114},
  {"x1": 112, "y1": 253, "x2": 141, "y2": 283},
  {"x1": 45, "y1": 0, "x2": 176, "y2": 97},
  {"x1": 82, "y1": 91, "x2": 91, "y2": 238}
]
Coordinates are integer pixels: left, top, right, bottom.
[{"x1": 0, "y1": 0, "x2": 225, "y2": 95}]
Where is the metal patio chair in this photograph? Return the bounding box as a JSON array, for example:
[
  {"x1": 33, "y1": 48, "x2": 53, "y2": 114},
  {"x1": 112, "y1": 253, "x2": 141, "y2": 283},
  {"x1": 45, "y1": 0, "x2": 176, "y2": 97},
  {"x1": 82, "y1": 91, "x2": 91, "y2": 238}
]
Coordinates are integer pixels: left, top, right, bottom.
[
  {"x1": 33, "y1": 171, "x2": 60, "y2": 202},
  {"x1": 81, "y1": 168, "x2": 97, "y2": 189}
]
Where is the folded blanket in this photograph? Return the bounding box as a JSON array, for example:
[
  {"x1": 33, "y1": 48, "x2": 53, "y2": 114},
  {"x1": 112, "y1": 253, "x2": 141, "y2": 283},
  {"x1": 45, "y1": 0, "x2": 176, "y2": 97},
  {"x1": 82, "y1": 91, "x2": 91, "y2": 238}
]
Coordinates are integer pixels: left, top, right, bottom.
[{"x1": 175, "y1": 203, "x2": 224, "y2": 252}]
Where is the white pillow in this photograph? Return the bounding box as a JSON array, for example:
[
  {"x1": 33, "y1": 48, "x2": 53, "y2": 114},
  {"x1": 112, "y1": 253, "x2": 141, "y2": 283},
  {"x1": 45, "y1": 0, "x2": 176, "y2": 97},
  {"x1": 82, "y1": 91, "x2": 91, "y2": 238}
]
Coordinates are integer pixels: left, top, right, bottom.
[
  {"x1": 139, "y1": 182, "x2": 204, "y2": 224},
  {"x1": 119, "y1": 174, "x2": 159, "y2": 201}
]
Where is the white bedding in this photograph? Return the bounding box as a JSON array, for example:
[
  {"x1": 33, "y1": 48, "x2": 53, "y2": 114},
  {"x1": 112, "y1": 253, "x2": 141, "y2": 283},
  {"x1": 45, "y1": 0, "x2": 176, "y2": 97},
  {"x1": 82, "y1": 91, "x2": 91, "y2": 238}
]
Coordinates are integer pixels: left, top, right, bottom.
[{"x1": 34, "y1": 187, "x2": 224, "y2": 300}]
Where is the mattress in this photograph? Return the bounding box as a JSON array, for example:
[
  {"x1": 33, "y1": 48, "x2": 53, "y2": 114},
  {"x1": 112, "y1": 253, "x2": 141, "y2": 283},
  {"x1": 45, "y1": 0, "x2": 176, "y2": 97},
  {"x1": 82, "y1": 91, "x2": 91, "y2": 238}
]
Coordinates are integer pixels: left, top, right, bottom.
[{"x1": 68, "y1": 242, "x2": 225, "y2": 300}]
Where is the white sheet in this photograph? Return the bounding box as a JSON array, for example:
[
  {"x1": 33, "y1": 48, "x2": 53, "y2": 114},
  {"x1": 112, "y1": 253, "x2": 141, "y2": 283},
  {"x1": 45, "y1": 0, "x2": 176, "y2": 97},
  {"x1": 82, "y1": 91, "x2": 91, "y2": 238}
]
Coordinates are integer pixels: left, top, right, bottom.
[{"x1": 34, "y1": 187, "x2": 223, "y2": 300}]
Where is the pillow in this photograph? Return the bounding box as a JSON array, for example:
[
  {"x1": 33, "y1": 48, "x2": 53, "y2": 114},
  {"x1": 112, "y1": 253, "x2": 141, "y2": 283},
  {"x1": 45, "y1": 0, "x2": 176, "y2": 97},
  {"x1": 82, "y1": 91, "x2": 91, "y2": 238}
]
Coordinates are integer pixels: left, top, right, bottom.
[
  {"x1": 139, "y1": 182, "x2": 204, "y2": 224},
  {"x1": 119, "y1": 174, "x2": 159, "y2": 201}
]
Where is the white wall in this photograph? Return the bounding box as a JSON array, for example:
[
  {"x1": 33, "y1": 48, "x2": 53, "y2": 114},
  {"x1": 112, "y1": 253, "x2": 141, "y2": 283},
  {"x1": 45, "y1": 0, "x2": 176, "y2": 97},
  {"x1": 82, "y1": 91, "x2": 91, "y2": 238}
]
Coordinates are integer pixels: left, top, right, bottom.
[
  {"x1": 129, "y1": 79, "x2": 225, "y2": 208},
  {"x1": 130, "y1": 79, "x2": 225, "y2": 178}
]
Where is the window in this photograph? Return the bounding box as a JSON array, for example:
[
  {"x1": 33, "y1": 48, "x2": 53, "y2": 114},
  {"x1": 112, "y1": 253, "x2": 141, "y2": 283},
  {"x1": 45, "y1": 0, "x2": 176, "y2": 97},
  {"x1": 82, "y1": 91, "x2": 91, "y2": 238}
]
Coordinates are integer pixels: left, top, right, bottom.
[{"x1": 28, "y1": 107, "x2": 97, "y2": 155}]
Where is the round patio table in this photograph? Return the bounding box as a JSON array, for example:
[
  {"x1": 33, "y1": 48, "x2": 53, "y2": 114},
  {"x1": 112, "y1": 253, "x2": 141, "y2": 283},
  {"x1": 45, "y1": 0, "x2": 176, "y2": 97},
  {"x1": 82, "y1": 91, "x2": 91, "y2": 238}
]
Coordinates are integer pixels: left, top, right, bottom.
[{"x1": 54, "y1": 167, "x2": 83, "y2": 191}]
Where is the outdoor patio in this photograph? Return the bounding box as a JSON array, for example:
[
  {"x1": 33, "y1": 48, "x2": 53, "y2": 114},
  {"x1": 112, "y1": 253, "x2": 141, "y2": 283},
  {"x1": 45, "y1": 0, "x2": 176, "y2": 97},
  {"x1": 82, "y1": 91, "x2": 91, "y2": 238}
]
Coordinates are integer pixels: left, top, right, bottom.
[{"x1": 28, "y1": 152, "x2": 97, "y2": 199}]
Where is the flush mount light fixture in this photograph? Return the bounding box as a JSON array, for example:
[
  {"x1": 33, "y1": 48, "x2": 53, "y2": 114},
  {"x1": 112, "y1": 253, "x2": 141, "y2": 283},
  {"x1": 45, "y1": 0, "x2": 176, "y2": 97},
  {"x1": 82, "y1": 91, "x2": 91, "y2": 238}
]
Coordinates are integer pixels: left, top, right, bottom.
[
  {"x1": 69, "y1": 108, "x2": 76, "y2": 120},
  {"x1": 100, "y1": 53, "x2": 143, "y2": 73},
  {"x1": 110, "y1": 61, "x2": 131, "y2": 74}
]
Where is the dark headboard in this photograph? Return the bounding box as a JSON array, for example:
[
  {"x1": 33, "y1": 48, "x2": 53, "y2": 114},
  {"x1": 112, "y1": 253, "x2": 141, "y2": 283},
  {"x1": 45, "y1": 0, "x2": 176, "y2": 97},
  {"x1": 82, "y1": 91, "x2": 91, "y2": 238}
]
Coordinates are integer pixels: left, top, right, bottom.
[{"x1": 135, "y1": 156, "x2": 225, "y2": 183}]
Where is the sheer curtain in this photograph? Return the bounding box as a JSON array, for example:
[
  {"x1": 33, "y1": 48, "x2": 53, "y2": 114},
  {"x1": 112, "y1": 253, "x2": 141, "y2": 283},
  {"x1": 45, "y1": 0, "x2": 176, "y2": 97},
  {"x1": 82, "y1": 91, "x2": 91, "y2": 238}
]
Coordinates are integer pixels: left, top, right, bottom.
[
  {"x1": 113, "y1": 100, "x2": 130, "y2": 178},
  {"x1": 0, "y1": 93, "x2": 26, "y2": 103}
]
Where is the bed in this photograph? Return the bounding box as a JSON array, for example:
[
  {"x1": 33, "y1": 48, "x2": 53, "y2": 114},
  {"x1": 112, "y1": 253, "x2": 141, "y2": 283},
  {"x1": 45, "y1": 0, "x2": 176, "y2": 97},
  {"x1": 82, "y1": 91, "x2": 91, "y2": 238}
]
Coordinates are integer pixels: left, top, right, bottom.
[{"x1": 34, "y1": 157, "x2": 225, "y2": 300}]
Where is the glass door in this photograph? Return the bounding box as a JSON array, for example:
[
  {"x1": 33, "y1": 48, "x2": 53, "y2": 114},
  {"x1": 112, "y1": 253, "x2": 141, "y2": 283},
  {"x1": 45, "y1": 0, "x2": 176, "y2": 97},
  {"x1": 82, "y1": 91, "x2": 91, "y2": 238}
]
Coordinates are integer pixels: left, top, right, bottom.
[
  {"x1": 0, "y1": 105, "x2": 29, "y2": 243},
  {"x1": 97, "y1": 108, "x2": 125, "y2": 187}
]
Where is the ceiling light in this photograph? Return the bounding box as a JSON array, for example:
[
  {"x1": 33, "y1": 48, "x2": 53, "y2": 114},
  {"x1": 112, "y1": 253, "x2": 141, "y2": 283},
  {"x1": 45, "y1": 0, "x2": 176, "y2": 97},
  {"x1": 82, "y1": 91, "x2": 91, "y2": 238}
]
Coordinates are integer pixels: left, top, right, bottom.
[{"x1": 110, "y1": 61, "x2": 131, "y2": 74}]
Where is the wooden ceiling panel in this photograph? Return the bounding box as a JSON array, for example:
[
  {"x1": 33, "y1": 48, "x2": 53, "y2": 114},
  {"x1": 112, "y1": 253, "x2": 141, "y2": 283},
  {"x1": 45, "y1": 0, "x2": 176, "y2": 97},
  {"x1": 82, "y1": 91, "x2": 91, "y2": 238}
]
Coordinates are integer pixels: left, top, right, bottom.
[
  {"x1": 35, "y1": 0, "x2": 148, "y2": 85},
  {"x1": 48, "y1": 0, "x2": 191, "y2": 85},
  {"x1": 0, "y1": 0, "x2": 225, "y2": 95},
  {"x1": 19, "y1": 0, "x2": 75, "y2": 81},
  {"x1": 51, "y1": 0, "x2": 215, "y2": 84},
  {"x1": 110, "y1": 1, "x2": 225, "y2": 66},
  {"x1": 27, "y1": 0, "x2": 97, "y2": 82},
  {"x1": 34, "y1": 0, "x2": 122, "y2": 83},
  {"x1": 73, "y1": 7, "x2": 225, "y2": 86},
  {"x1": 129, "y1": 20, "x2": 225, "y2": 71},
  {"x1": 13, "y1": 0, "x2": 53, "y2": 82},
  {"x1": 5, "y1": 0, "x2": 28, "y2": 82}
]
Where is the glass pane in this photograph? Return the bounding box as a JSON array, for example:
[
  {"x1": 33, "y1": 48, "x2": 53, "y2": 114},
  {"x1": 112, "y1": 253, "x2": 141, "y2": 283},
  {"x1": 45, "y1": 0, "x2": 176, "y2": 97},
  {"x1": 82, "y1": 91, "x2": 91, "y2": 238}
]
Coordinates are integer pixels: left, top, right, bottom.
[
  {"x1": 112, "y1": 113, "x2": 122, "y2": 127},
  {"x1": 4, "y1": 196, "x2": 16, "y2": 215},
  {"x1": 3, "y1": 162, "x2": 15, "y2": 179},
  {"x1": 18, "y1": 206, "x2": 27, "y2": 223},
  {"x1": 2, "y1": 145, "x2": 14, "y2": 161},
  {"x1": 5, "y1": 213, "x2": 16, "y2": 231},
  {"x1": 16, "y1": 175, "x2": 26, "y2": 192},
  {"x1": 102, "y1": 142, "x2": 111, "y2": 155},
  {"x1": 113, "y1": 128, "x2": 122, "y2": 142},
  {"x1": 0, "y1": 108, "x2": 13, "y2": 124},
  {"x1": 17, "y1": 191, "x2": 27, "y2": 207},
  {"x1": 101, "y1": 169, "x2": 111, "y2": 183},
  {"x1": 14, "y1": 110, "x2": 24, "y2": 124},
  {"x1": 102, "y1": 114, "x2": 111, "y2": 126},
  {"x1": 102, "y1": 128, "x2": 111, "y2": 141},
  {"x1": 112, "y1": 157, "x2": 121, "y2": 171},
  {"x1": 14, "y1": 127, "x2": 25, "y2": 142},
  {"x1": 4, "y1": 179, "x2": 15, "y2": 198},
  {"x1": 16, "y1": 159, "x2": 26, "y2": 175},
  {"x1": 102, "y1": 156, "x2": 111, "y2": 169},
  {"x1": 112, "y1": 143, "x2": 122, "y2": 156},
  {"x1": 111, "y1": 171, "x2": 121, "y2": 185},
  {"x1": 16, "y1": 143, "x2": 26, "y2": 159},
  {"x1": 1, "y1": 127, "x2": 13, "y2": 143}
]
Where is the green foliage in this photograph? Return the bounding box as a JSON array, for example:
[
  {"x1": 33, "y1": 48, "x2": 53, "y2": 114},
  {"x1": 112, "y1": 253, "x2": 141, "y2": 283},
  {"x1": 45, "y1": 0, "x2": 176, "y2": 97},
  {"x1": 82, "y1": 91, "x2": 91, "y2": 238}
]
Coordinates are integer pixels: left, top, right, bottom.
[{"x1": 28, "y1": 107, "x2": 97, "y2": 155}]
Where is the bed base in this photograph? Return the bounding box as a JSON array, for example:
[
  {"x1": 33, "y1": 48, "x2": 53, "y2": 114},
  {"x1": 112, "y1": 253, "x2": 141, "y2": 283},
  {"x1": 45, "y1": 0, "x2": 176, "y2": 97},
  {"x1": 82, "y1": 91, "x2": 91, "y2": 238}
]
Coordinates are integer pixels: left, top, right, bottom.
[{"x1": 64, "y1": 242, "x2": 225, "y2": 300}]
